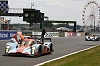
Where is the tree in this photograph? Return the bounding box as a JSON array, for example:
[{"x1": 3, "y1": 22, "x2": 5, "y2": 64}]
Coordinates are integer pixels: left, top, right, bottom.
[
  {"x1": 57, "y1": 23, "x2": 69, "y2": 27},
  {"x1": 42, "y1": 22, "x2": 53, "y2": 27}
]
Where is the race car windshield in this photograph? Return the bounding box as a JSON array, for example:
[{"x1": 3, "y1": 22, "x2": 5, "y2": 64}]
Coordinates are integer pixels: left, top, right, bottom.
[{"x1": 10, "y1": 40, "x2": 14, "y2": 43}]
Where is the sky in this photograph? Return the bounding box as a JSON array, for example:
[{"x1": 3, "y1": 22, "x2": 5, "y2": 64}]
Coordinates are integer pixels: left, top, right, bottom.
[{"x1": 3, "y1": 0, "x2": 100, "y2": 25}]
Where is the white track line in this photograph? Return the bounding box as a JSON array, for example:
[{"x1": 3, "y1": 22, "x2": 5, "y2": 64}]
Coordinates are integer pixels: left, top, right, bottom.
[{"x1": 34, "y1": 44, "x2": 100, "y2": 66}]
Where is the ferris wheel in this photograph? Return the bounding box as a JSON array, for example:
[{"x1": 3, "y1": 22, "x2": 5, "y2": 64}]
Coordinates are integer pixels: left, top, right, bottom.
[{"x1": 82, "y1": 0, "x2": 100, "y2": 30}]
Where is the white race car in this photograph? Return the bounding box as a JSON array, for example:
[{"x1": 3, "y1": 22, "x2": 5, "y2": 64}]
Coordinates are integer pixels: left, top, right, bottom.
[{"x1": 85, "y1": 32, "x2": 100, "y2": 41}]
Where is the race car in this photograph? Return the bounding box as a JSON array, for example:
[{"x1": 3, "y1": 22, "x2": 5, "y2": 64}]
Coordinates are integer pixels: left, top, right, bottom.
[
  {"x1": 4, "y1": 33, "x2": 54, "y2": 57},
  {"x1": 85, "y1": 32, "x2": 100, "y2": 41}
]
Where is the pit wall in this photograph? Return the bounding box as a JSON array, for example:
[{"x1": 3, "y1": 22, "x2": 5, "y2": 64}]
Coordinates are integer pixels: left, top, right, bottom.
[
  {"x1": 18, "y1": 32, "x2": 85, "y2": 38},
  {"x1": 45, "y1": 32, "x2": 85, "y2": 37},
  {"x1": 32, "y1": 32, "x2": 85, "y2": 38}
]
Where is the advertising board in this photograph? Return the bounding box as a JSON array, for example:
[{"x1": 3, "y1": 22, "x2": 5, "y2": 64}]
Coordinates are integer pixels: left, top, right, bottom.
[{"x1": 0, "y1": 30, "x2": 17, "y2": 40}]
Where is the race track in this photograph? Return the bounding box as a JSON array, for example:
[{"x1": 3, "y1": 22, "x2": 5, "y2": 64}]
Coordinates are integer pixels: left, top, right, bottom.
[{"x1": 0, "y1": 36, "x2": 100, "y2": 66}]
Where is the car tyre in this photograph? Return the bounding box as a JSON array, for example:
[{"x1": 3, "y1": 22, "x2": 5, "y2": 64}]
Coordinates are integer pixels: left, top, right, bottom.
[
  {"x1": 49, "y1": 44, "x2": 54, "y2": 54},
  {"x1": 37, "y1": 45, "x2": 42, "y2": 57}
]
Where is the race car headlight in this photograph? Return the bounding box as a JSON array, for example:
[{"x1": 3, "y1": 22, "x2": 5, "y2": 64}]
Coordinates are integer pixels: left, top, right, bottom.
[
  {"x1": 32, "y1": 47, "x2": 36, "y2": 54},
  {"x1": 95, "y1": 37, "x2": 97, "y2": 39},
  {"x1": 5, "y1": 46, "x2": 10, "y2": 53},
  {"x1": 6, "y1": 46, "x2": 10, "y2": 48}
]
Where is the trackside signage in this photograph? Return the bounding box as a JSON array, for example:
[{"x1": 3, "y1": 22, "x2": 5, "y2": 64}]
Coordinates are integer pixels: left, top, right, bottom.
[
  {"x1": 0, "y1": 30, "x2": 17, "y2": 40},
  {"x1": 32, "y1": 32, "x2": 59, "y2": 37},
  {"x1": 65, "y1": 32, "x2": 77, "y2": 37}
]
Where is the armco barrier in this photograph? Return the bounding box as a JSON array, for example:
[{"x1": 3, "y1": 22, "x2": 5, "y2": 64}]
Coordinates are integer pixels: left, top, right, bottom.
[{"x1": 0, "y1": 30, "x2": 17, "y2": 40}]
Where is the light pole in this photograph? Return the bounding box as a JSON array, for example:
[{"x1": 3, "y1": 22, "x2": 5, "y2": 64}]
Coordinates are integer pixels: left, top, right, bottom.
[
  {"x1": 31, "y1": 2, "x2": 34, "y2": 9},
  {"x1": 94, "y1": 16, "x2": 95, "y2": 31},
  {"x1": 30, "y1": 2, "x2": 34, "y2": 27}
]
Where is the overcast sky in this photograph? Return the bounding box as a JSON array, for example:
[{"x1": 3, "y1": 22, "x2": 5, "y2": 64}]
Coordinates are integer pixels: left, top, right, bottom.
[{"x1": 3, "y1": 0, "x2": 100, "y2": 25}]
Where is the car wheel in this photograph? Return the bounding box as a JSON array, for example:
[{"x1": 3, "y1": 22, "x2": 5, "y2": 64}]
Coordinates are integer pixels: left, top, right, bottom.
[
  {"x1": 49, "y1": 44, "x2": 54, "y2": 54},
  {"x1": 95, "y1": 38, "x2": 99, "y2": 41},
  {"x1": 85, "y1": 38, "x2": 88, "y2": 41},
  {"x1": 37, "y1": 46, "x2": 42, "y2": 57}
]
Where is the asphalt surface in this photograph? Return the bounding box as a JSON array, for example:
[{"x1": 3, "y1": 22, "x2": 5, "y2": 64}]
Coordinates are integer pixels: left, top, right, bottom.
[{"x1": 0, "y1": 36, "x2": 100, "y2": 66}]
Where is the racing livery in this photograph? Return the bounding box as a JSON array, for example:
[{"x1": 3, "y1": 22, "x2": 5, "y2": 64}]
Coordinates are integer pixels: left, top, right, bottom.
[{"x1": 4, "y1": 33, "x2": 54, "y2": 57}]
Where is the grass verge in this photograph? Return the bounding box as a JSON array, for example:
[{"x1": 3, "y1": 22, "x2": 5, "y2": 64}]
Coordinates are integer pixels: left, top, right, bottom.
[{"x1": 41, "y1": 45, "x2": 100, "y2": 66}]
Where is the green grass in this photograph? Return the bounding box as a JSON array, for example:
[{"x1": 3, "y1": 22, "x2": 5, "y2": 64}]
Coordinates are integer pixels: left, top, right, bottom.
[{"x1": 41, "y1": 45, "x2": 100, "y2": 66}]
